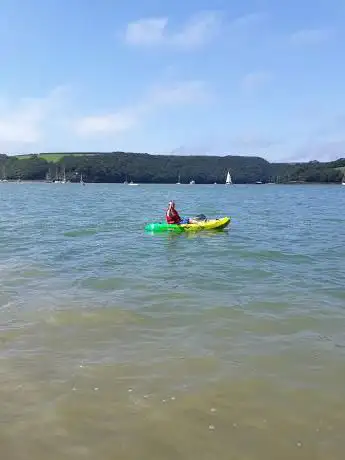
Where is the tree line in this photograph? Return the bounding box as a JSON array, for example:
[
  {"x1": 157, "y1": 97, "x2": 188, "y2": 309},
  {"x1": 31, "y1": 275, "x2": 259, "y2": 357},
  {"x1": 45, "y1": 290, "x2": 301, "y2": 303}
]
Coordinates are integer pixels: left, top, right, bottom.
[{"x1": 0, "y1": 152, "x2": 344, "y2": 183}]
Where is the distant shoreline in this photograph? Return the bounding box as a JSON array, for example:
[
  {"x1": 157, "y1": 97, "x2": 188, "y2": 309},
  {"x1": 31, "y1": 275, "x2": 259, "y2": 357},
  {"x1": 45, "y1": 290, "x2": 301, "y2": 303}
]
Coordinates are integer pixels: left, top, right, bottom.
[
  {"x1": 1, "y1": 151, "x2": 344, "y2": 184},
  {"x1": 1, "y1": 179, "x2": 342, "y2": 185}
]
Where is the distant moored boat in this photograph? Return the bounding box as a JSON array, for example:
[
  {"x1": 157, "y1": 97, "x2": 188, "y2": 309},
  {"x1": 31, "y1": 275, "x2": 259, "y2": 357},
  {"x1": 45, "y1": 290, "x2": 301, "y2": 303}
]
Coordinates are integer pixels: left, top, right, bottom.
[{"x1": 225, "y1": 170, "x2": 232, "y2": 185}]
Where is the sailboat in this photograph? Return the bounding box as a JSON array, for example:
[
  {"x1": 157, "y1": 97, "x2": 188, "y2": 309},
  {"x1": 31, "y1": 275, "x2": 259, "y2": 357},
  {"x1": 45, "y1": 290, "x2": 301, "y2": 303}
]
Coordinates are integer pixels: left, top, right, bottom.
[
  {"x1": 1, "y1": 165, "x2": 8, "y2": 182},
  {"x1": 342, "y1": 173, "x2": 345, "y2": 186},
  {"x1": 189, "y1": 179, "x2": 195, "y2": 184},
  {"x1": 225, "y1": 170, "x2": 232, "y2": 185},
  {"x1": 61, "y1": 168, "x2": 67, "y2": 184},
  {"x1": 45, "y1": 169, "x2": 52, "y2": 183},
  {"x1": 54, "y1": 167, "x2": 62, "y2": 183},
  {"x1": 125, "y1": 175, "x2": 139, "y2": 185},
  {"x1": 176, "y1": 174, "x2": 181, "y2": 185},
  {"x1": 80, "y1": 173, "x2": 85, "y2": 185}
]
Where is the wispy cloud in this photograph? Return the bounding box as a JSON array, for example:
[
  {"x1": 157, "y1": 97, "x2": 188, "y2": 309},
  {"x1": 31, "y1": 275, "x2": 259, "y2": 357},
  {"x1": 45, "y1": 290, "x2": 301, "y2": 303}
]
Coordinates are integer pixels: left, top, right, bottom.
[
  {"x1": 0, "y1": 81, "x2": 210, "y2": 147},
  {"x1": 290, "y1": 139, "x2": 345, "y2": 162},
  {"x1": 288, "y1": 112, "x2": 345, "y2": 161},
  {"x1": 148, "y1": 80, "x2": 210, "y2": 105},
  {"x1": 290, "y1": 28, "x2": 333, "y2": 45},
  {"x1": 124, "y1": 11, "x2": 222, "y2": 48},
  {"x1": 241, "y1": 71, "x2": 273, "y2": 91},
  {"x1": 0, "y1": 86, "x2": 67, "y2": 149},
  {"x1": 74, "y1": 111, "x2": 138, "y2": 137},
  {"x1": 74, "y1": 80, "x2": 211, "y2": 137},
  {"x1": 124, "y1": 18, "x2": 168, "y2": 46},
  {"x1": 229, "y1": 134, "x2": 283, "y2": 150},
  {"x1": 168, "y1": 130, "x2": 282, "y2": 156},
  {"x1": 230, "y1": 12, "x2": 268, "y2": 29}
]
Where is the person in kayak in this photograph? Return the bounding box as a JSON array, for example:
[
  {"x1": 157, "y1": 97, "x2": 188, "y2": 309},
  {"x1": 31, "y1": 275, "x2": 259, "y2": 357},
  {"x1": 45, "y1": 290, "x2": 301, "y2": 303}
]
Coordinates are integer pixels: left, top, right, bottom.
[
  {"x1": 166, "y1": 201, "x2": 198, "y2": 225},
  {"x1": 166, "y1": 201, "x2": 183, "y2": 224}
]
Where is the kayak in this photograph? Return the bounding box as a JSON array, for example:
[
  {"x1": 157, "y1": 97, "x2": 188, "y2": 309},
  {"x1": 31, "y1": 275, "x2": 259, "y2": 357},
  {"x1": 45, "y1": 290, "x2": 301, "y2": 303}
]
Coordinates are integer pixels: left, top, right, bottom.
[{"x1": 145, "y1": 216, "x2": 231, "y2": 233}]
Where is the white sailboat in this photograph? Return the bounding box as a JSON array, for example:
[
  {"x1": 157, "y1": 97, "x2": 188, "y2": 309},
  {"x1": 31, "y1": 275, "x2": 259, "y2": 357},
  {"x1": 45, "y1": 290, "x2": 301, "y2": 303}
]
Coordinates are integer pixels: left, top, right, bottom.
[
  {"x1": 176, "y1": 174, "x2": 181, "y2": 185},
  {"x1": 54, "y1": 167, "x2": 62, "y2": 183},
  {"x1": 225, "y1": 170, "x2": 232, "y2": 185},
  {"x1": 80, "y1": 173, "x2": 85, "y2": 185},
  {"x1": 342, "y1": 173, "x2": 345, "y2": 186},
  {"x1": 125, "y1": 175, "x2": 139, "y2": 185},
  {"x1": 61, "y1": 168, "x2": 67, "y2": 184}
]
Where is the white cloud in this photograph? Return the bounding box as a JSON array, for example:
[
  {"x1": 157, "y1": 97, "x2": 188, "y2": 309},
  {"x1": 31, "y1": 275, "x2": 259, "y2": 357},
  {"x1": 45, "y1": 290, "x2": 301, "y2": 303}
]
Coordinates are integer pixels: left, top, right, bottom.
[
  {"x1": 74, "y1": 111, "x2": 138, "y2": 137},
  {"x1": 148, "y1": 80, "x2": 210, "y2": 105},
  {"x1": 74, "y1": 80, "x2": 211, "y2": 137},
  {"x1": 0, "y1": 86, "x2": 67, "y2": 149},
  {"x1": 241, "y1": 71, "x2": 273, "y2": 91},
  {"x1": 0, "y1": 81, "x2": 210, "y2": 148},
  {"x1": 0, "y1": 108, "x2": 41, "y2": 144},
  {"x1": 170, "y1": 11, "x2": 221, "y2": 47},
  {"x1": 125, "y1": 18, "x2": 168, "y2": 45},
  {"x1": 124, "y1": 11, "x2": 221, "y2": 48},
  {"x1": 290, "y1": 28, "x2": 333, "y2": 45}
]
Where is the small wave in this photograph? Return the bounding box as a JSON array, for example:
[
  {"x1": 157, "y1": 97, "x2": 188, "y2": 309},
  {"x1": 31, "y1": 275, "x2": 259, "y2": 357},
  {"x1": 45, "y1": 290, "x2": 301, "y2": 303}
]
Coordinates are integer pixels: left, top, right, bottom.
[
  {"x1": 64, "y1": 228, "x2": 99, "y2": 237},
  {"x1": 43, "y1": 306, "x2": 145, "y2": 327},
  {"x1": 233, "y1": 248, "x2": 312, "y2": 263},
  {"x1": 78, "y1": 276, "x2": 134, "y2": 291}
]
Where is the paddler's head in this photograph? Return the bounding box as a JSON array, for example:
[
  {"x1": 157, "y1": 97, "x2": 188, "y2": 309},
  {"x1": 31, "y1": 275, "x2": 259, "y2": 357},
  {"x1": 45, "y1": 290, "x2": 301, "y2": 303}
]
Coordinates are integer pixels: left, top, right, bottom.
[{"x1": 169, "y1": 200, "x2": 175, "y2": 209}]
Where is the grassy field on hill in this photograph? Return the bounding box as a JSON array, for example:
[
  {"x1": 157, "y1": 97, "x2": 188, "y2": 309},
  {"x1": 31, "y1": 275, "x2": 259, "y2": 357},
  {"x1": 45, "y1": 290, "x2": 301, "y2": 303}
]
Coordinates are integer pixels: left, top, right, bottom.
[{"x1": 16, "y1": 153, "x2": 91, "y2": 163}]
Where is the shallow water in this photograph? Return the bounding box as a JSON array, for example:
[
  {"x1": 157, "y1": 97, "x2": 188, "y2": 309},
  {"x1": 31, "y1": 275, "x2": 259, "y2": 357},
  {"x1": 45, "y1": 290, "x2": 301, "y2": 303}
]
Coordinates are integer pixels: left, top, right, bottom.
[{"x1": 1, "y1": 182, "x2": 345, "y2": 459}]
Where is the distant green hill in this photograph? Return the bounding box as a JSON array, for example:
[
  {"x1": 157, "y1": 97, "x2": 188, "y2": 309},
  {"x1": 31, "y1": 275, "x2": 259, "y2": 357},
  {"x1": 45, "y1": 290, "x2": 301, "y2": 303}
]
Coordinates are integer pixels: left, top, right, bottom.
[
  {"x1": 1, "y1": 152, "x2": 344, "y2": 183},
  {"x1": 15, "y1": 152, "x2": 97, "y2": 163}
]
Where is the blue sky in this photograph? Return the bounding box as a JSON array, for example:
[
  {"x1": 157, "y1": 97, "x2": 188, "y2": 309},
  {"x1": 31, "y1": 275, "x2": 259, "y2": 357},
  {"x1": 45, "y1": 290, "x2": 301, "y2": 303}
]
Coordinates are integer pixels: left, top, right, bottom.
[{"x1": 1, "y1": 0, "x2": 345, "y2": 161}]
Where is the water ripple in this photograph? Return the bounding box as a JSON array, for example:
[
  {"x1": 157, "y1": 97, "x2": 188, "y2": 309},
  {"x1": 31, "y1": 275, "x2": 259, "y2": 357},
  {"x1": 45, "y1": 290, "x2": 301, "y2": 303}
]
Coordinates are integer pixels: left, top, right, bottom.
[{"x1": 1, "y1": 183, "x2": 345, "y2": 459}]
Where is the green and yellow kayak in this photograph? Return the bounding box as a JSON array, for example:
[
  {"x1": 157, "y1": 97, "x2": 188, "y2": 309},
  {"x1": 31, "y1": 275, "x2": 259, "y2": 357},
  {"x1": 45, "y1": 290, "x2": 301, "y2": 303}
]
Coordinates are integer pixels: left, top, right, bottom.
[{"x1": 145, "y1": 216, "x2": 231, "y2": 233}]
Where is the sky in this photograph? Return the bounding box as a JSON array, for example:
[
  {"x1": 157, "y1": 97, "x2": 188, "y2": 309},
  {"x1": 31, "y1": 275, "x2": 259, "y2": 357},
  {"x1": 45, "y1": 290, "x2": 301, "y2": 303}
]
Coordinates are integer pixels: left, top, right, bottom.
[{"x1": 1, "y1": 0, "x2": 345, "y2": 161}]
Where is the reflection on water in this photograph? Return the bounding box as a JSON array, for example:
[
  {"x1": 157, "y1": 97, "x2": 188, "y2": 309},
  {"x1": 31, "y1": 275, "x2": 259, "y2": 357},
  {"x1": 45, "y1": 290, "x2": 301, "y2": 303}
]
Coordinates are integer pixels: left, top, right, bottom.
[{"x1": 145, "y1": 229, "x2": 230, "y2": 240}]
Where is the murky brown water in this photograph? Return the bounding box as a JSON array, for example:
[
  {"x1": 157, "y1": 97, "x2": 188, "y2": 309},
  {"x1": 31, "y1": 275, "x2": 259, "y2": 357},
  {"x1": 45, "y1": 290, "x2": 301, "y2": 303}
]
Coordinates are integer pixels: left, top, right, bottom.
[{"x1": 1, "y1": 349, "x2": 345, "y2": 460}]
